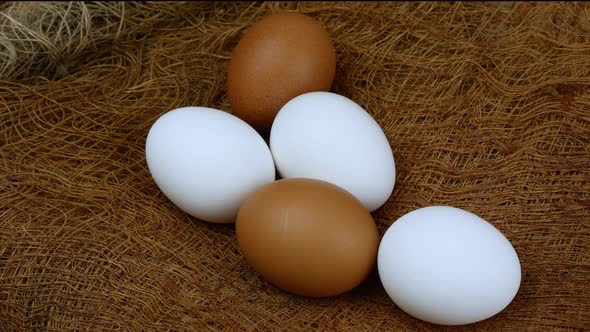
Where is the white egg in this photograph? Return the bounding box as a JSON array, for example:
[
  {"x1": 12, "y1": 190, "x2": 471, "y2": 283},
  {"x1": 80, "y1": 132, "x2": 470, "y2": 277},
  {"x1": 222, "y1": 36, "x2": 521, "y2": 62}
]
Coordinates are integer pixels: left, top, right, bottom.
[
  {"x1": 145, "y1": 107, "x2": 275, "y2": 223},
  {"x1": 377, "y1": 206, "x2": 521, "y2": 325},
  {"x1": 269, "y1": 92, "x2": 395, "y2": 212}
]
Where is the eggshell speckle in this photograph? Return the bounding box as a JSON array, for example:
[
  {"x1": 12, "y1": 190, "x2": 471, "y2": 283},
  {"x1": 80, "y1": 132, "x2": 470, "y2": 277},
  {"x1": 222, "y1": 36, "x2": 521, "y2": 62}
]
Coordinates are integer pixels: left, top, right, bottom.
[{"x1": 228, "y1": 12, "x2": 336, "y2": 132}]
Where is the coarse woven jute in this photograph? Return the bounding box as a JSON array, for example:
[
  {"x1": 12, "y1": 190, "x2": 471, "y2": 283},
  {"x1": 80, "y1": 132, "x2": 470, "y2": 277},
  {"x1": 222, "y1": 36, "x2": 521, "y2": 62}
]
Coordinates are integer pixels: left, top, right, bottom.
[{"x1": 1, "y1": 1, "x2": 589, "y2": 331}]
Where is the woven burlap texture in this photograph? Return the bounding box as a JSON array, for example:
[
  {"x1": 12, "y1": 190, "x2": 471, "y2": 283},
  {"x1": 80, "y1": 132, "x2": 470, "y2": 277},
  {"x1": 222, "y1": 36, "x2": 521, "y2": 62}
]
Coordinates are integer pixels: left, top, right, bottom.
[{"x1": 1, "y1": 1, "x2": 589, "y2": 331}]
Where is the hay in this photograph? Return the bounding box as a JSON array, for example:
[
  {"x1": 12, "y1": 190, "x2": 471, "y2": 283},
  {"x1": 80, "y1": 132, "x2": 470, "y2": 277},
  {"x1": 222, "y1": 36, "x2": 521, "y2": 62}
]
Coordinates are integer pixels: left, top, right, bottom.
[{"x1": 1, "y1": 1, "x2": 589, "y2": 330}]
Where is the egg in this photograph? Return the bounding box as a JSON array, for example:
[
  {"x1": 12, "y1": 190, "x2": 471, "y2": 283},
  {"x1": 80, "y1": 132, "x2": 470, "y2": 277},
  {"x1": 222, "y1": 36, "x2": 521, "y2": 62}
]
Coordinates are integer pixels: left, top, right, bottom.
[
  {"x1": 227, "y1": 12, "x2": 336, "y2": 132},
  {"x1": 377, "y1": 206, "x2": 522, "y2": 325},
  {"x1": 236, "y1": 178, "x2": 379, "y2": 297},
  {"x1": 270, "y1": 92, "x2": 396, "y2": 212},
  {"x1": 145, "y1": 107, "x2": 275, "y2": 223}
]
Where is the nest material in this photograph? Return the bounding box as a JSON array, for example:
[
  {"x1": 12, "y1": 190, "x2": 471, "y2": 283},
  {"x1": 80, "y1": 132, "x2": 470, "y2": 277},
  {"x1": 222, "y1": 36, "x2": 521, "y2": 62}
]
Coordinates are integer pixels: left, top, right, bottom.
[{"x1": 1, "y1": 1, "x2": 589, "y2": 331}]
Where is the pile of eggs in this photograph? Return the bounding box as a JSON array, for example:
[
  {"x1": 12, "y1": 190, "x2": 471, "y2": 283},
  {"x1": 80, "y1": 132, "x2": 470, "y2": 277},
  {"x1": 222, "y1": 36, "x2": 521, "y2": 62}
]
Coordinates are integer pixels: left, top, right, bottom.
[{"x1": 145, "y1": 12, "x2": 521, "y2": 326}]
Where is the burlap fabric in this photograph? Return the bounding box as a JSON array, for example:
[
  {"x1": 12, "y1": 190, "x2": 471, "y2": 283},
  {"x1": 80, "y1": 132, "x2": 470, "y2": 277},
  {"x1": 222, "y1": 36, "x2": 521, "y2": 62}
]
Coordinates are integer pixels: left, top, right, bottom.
[{"x1": 1, "y1": 2, "x2": 589, "y2": 331}]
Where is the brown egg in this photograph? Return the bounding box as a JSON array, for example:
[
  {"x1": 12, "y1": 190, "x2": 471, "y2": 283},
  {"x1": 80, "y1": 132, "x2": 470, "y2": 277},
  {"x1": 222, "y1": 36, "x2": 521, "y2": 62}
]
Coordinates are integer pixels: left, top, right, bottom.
[
  {"x1": 236, "y1": 178, "x2": 379, "y2": 297},
  {"x1": 227, "y1": 12, "x2": 336, "y2": 132}
]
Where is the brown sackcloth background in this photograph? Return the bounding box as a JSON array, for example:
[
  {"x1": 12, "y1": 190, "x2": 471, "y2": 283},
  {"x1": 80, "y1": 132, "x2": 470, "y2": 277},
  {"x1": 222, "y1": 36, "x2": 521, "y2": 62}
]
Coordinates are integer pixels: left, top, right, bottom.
[{"x1": 1, "y1": 1, "x2": 589, "y2": 331}]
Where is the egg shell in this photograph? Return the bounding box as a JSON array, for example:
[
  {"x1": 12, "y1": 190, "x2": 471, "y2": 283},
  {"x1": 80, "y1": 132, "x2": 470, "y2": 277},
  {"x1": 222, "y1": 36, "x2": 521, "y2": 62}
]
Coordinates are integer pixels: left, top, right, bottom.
[
  {"x1": 270, "y1": 91, "x2": 395, "y2": 212},
  {"x1": 236, "y1": 178, "x2": 380, "y2": 297},
  {"x1": 227, "y1": 12, "x2": 336, "y2": 132},
  {"x1": 377, "y1": 206, "x2": 522, "y2": 325},
  {"x1": 145, "y1": 107, "x2": 275, "y2": 223}
]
